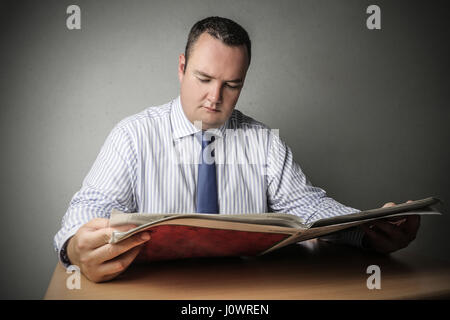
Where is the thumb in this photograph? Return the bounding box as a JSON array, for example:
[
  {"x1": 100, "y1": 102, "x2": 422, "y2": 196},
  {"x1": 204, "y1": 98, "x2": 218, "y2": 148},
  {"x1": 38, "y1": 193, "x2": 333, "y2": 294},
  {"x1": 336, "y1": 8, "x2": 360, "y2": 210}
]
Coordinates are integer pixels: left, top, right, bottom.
[{"x1": 382, "y1": 202, "x2": 396, "y2": 208}]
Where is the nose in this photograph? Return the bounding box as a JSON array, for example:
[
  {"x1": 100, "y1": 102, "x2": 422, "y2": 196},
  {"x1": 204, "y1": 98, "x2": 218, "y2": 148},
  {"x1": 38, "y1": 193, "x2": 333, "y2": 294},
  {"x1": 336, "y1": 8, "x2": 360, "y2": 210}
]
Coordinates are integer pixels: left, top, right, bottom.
[{"x1": 208, "y1": 83, "x2": 223, "y2": 105}]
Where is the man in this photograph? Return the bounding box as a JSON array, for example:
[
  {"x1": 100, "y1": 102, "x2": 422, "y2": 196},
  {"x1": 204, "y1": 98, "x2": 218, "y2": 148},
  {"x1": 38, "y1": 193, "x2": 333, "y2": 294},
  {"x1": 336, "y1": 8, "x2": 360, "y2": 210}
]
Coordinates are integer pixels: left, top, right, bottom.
[{"x1": 54, "y1": 16, "x2": 420, "y2": 283}]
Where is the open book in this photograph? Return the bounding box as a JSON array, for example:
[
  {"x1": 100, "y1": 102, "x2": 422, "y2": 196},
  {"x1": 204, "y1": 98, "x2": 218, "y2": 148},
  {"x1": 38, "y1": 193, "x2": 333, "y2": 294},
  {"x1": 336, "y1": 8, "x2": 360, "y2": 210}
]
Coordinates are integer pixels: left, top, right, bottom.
[{"x1": 109, "y1": 197, "x2": 441, "y2": 262}]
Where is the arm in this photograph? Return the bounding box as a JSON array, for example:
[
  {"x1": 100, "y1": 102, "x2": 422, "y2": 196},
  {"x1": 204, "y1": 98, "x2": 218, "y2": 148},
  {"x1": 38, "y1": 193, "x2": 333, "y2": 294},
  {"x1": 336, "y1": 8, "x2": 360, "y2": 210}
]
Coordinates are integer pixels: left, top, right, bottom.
[
  {"x1": 265, "y1": 134, "x2": 420, "y2": 252},
  {"x1": 53, "y1": 125, "x2": 148, "y2": 282},
  {"x1": 266, "y1": 132, "x2": 360, "y2": 223},
  {"x1": 266, "y1": 132, "x2": 366, "y2": 247}
]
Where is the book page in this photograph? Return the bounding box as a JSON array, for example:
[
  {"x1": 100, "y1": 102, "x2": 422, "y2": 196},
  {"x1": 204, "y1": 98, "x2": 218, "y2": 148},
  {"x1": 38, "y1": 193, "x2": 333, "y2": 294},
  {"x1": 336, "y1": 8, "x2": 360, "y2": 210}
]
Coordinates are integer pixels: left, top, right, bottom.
[
  {"x1": 261, "y1": 209, "x2": 441, "y2": 255},
  {"x1": 310, "y1": 197, "x2": 441, "y2": 227},
  {"x1": 110, "y1": 218, "x2": 299, "y2": 244},
  {"x1": 109, "y1": 210, "x2": 308, "y2": 238}
]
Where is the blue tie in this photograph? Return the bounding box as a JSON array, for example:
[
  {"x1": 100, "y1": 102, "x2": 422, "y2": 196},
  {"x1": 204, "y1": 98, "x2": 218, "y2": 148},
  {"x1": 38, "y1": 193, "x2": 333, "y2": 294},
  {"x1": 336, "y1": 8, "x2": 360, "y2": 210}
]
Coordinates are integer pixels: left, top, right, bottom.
[{"x1": 196, "y1": 132, "x2": 219, "y2": 213}]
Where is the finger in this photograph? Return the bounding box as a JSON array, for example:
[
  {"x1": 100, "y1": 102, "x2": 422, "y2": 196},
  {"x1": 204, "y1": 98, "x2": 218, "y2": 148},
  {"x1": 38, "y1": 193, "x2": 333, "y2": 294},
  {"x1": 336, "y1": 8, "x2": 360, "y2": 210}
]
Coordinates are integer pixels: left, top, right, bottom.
[
  {"x1": 82, "y1": 224, "x2": 139, "y2": 250},
  {"x1": 370, "y1": 220, "x2": 398, "y2": 236},
  {"x1": 371, "y1": 220, "x2": 402, "y2": 237},
  {"x1": 372, "y1": 220, "x2": 411, "y2": 247},
  {"x1": 360, "y1": 224, "x2": 397, "y2": 253},
  {"x1": 402, "y1": 214, "x2": 420, "y2": 229},
  {"x1": 83, "y1": 218, "x2": 110, "y2": 230},
  {"x1": 386, "y1": 217, "x2": 407, "y2": 226},
  {"x1": 91, "y1": 232, "x2": 151, "y2": 264},
  {"x1": 96, "y1": 244, "x2": 144, "y2": 280},
  {"x1": 398, "y1": 215, "x2": 421, "y2": 240},
  {"x1": 386, "y1": 216, "x2": 407, "y2": 222},
  {"x1": 382, "y1": 202, "x2": 396, "y2": 208}
]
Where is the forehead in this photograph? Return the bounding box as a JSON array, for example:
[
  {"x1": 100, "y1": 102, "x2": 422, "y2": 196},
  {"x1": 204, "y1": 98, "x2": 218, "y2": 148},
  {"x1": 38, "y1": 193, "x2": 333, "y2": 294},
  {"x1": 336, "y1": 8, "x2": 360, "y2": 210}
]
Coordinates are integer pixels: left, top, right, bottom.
[{"x1": 188, "y1": 33, "x2": 248, "y2": 79}]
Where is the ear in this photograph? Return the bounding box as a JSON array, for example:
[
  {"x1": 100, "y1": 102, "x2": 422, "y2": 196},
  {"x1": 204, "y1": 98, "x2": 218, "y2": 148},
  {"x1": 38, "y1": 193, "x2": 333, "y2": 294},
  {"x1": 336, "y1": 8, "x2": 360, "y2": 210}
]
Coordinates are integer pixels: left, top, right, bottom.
[{"x1": 178, "y1": 54, "x2": 186, "y2": 83}]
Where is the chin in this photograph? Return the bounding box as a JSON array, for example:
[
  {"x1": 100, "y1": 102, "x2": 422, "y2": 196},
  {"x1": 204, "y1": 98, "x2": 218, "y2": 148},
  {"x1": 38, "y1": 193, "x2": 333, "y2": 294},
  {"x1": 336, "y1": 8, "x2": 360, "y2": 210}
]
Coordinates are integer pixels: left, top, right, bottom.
[{"x1": 201, "y1": 119, "x2": 223, "y2": 130}]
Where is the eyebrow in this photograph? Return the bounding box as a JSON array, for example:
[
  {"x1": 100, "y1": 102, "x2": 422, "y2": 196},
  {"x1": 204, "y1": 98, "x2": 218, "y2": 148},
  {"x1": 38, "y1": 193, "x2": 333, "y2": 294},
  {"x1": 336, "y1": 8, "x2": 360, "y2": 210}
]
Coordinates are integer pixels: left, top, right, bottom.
[{"x1": 193, "y1": 70, "x2": 243, "y2": 84}]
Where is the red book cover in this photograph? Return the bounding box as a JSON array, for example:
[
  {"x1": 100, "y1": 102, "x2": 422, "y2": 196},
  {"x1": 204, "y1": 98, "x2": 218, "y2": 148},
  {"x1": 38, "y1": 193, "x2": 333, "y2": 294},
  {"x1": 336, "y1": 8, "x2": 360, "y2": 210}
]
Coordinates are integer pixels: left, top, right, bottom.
[
  {"x1": 135, "y1": 224, "x2": 290, "y2": 262},
  {"x1": 110, "y1": 197, "x2": 440, "y2": 262}
]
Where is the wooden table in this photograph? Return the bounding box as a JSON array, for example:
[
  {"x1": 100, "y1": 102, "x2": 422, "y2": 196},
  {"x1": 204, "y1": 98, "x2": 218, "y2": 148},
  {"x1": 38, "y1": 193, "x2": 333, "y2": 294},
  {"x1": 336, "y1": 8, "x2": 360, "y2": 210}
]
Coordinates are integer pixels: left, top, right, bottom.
[{"x1": 44, "y1": 240, "x2": 450, "y2": 299}]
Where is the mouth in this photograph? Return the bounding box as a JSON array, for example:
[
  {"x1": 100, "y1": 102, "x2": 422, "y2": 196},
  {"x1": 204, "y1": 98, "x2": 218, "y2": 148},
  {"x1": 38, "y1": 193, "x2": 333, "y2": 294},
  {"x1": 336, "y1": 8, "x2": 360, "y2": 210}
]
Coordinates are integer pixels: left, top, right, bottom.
[{"x1": 202, "y1": 106, "x2": 220, "y2": 113}]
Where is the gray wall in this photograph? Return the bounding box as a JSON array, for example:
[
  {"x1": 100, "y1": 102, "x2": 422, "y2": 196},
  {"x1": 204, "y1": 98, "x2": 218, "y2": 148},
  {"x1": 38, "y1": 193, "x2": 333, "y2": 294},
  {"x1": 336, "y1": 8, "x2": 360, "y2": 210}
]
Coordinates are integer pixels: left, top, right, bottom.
[{"x1": 0, "y1": 0, "x2": 448, "y2": 299}]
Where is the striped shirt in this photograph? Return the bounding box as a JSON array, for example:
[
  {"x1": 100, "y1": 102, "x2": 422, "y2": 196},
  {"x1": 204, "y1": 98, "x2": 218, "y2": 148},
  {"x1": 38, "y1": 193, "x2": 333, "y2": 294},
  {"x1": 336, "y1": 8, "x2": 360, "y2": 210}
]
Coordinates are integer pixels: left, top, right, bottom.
[{"x1": 54, "y1": 96, "x2": 364, "y2": 265}]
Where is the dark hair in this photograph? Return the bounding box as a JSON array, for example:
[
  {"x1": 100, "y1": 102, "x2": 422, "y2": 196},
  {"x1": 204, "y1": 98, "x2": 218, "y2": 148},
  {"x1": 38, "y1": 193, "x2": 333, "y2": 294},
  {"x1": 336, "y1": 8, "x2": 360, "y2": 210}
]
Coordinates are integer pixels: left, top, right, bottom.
[{"x1": 184, "y1": 16, "x2": 251, "y2": 72}]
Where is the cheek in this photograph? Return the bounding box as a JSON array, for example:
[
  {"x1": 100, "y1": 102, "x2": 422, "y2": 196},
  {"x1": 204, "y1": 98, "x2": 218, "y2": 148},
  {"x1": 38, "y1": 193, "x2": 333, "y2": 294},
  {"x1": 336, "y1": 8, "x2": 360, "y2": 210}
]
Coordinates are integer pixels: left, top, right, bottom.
[
  {"x1": 182, "y1": 78, "x2": 202, "y2": 99},
  {"x1": 224, "y1": 89, "x2": 241, "y2": 106},
  {"x1": 189, "y1": 81, "x2": 209, "y2": 102}
]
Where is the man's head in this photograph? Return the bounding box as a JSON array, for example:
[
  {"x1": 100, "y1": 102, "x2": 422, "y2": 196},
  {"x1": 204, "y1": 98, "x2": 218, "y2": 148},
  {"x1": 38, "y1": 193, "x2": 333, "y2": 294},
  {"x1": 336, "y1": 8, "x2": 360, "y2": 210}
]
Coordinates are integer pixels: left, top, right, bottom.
[{"x1": 178, "y1": 16, "x2": 251, "y2": 130}]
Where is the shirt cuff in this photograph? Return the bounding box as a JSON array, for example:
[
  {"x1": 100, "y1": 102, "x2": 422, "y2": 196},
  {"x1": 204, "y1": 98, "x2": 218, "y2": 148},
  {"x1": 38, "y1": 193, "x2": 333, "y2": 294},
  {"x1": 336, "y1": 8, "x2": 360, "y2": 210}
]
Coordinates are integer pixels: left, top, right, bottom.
[
  {"x1": 57, "y1": 232, "x2": 77, "y2": 269},
  {"x1": 319, "y1": 226, "x2": 366, "y2": 248}
]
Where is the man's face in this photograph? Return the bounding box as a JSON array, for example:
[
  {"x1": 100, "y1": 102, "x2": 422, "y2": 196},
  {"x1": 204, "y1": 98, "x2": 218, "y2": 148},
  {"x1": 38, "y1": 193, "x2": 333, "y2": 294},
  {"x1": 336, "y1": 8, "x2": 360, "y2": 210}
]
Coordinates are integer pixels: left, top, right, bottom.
[{"x1": 178, "y1": 32, "x2": 249, "y2": 130}]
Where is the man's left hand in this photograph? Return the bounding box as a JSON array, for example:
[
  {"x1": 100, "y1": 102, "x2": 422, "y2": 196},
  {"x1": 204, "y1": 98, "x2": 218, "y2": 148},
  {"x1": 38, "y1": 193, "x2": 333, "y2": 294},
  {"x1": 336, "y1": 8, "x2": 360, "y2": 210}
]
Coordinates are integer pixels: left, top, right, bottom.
[{"x1": 359, "y1": 201, "x2": 421, "y2": 254}]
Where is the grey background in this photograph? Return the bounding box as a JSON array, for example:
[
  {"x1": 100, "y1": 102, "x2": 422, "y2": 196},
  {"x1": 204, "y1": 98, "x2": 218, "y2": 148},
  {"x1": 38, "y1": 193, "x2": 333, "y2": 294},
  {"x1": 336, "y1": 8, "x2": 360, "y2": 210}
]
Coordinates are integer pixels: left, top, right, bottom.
[{"x1": 0, "y1": 0, "x2": 448, "y2": 299}]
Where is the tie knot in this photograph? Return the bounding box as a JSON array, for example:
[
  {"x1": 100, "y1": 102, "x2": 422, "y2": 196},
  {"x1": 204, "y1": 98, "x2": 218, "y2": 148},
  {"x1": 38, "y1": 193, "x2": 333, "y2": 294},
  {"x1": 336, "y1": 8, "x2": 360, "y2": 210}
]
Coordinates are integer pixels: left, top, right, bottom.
[
  {"x1": 200, "y1": 132, "x2": 215, "y2": 149},
  {"x1": 198, "y1": 132, "x2": 216, "y2": 161}
]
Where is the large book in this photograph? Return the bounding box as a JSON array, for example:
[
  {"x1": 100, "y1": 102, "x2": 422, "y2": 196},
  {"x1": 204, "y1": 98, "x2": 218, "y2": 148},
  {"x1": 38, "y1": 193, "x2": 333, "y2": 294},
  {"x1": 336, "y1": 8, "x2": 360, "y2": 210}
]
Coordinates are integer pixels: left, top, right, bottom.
[{"x1": 108, "y1": 197, "x2": 441, "y2": 262}]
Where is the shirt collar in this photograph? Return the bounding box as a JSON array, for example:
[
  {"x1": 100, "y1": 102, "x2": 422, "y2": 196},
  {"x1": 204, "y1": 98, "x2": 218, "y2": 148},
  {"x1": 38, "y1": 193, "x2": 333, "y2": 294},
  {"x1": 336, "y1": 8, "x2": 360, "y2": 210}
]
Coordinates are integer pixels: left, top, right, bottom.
[{"x1": 170, "y1": 96, "x2": 229, "y2": 140}]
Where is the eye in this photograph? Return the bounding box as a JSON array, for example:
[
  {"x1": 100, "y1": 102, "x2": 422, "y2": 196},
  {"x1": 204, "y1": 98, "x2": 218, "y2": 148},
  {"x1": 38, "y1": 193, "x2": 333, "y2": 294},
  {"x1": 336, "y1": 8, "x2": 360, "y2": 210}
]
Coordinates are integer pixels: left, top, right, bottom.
[
  {"x1": 226, "y1": 83, "x2": 241, "y2": 90},
  {"x1": 198, "y1": 78, "x2": 210, "y2": 83}
]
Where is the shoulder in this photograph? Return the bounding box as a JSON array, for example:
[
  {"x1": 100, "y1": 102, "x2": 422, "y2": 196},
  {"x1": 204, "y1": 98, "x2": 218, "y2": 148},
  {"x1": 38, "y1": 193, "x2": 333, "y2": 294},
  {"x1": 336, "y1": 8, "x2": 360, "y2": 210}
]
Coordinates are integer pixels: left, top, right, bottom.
[
  {"x1": 228, "y1": 109, "x2": 281, "y2": 142},
  {"x1": 228, "y1": 109, "x2": 270, "y2": 131},
  {"x1": 228, "y1": 109, "x2": 287, "y2": 154},
  {"x1": 116, "y1": 101, "x2": 173, "y2": 128},
  {"x1": 115, "y1": 100, "x2": 173, "y2": 131}
]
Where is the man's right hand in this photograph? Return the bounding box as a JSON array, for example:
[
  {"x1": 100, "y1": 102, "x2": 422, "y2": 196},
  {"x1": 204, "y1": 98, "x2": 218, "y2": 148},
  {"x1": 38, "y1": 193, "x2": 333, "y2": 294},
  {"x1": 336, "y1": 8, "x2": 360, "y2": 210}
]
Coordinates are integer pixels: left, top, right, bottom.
[{"x1": 66, "y1": 218, "x2": 151, "y2": 283}]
